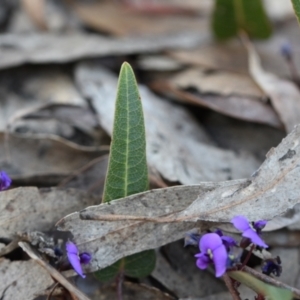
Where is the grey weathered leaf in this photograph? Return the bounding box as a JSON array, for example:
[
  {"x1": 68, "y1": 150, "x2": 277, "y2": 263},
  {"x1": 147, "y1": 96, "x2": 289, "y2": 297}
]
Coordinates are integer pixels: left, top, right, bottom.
[
  {"x1": 0, "y1": 258, "x2": 54, "y2": 300},
  {"x1": 0, "y1": 32, "x2": 208, "y2": 70},
  {"x1": 56, "y1": 180, "x2": 246, "y2": 273},
  {"x1": 57, "y1": 125, "x2": 300, "y2": 273},
  {"x1": 75, "y1": 62, "x2": 260, "y2": 184},
  {"x1": 0, "y1": 187, "x2": 99, "y2": 238}
]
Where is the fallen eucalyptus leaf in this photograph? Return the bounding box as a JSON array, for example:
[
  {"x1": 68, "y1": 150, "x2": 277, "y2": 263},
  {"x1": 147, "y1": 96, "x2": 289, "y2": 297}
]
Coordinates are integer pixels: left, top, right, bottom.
[
  {"x1": 0, "y1": 32, "x2": 208, "y2": 70},
  {"x1": 57, "y1": 125, "x2": 300, "y2": 273}
]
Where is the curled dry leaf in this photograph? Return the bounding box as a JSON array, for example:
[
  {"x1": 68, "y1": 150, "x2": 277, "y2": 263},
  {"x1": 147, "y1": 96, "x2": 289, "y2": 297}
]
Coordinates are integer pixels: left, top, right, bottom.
[
  {"x1": 150, "y1": 68, "x2": 282, "y2": 128},
  {"x1": 246, "y1": 38, "x2": 300, "y2": 133},
  {"x1": 0, "y1": 258, "x2": 54, "y2": 300},
  {"x1": 75, "y1": 62, "x2": 260, "y2": 184},
  {"x1": 58, "y1": 125, "x2": 300, "y2": 273},
  {"x1": 0, "y1": 187, "x2": 99, "y2": 238}
]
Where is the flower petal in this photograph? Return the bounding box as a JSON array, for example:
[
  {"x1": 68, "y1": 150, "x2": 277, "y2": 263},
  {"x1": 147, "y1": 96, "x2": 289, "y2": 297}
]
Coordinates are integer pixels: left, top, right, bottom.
[
  {"x1": 80, "y1": 252, "x2": 92, "y2": 264},
  {"x1": 242, "y1": 228, "x2": 268, "y2": 248},
  {"x1": 231, "y1": 216, "x2": 250, "y2": 232},
  {"x1": 67, "y1": 252, "x2": 85, "y2": 278},
  {"x1": 0, "y1": 171, "x2": 12, "y2": 191},
  {"x1": 195, "y1": 253, "x2": 210, "y2": 270},
  {"x1": 199, "y1": 233, "x2": 223, "y2": 253},
  {"x1": 254, "y1": 220, "x2": 267, "y2": 231},
  {"x1": 66, "y1": 241, "x2": 78, "y2": 255},
  {"x1": 212, "y1": 244, "x2": 228, "y2": 277},
  {"x1": 221, "y1": 236, "x2": 237, "y2": 248}
]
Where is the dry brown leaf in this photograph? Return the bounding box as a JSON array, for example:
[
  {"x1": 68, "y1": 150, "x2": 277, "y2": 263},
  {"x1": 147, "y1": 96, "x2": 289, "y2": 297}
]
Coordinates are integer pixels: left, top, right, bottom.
[
  {"x1": 70, "y1": 1, "x2": 209, "y2": 37},
  {"x1": 57, "y1": 125, "x2": 300, "y2": 273},
  {"x1": 246, "y1": 39, "x2": 300, "y2": 133},
  {"x1": 0, "y1": 187, "x2": 99, "y2": 238},
  {"x1": 0, "y1": 32, "x2": 207, "y2": 70},
  {"x1": 21, "y1": 0, "x2": 47, "y2": 30},
  {"x1": 0, "y1": 258, "x2": 54, "y2": 300},
  {"x1": 75, "y1": 62, "x2": 260, "y2": 184},
  {"x1": 150, "y1": 68, "x2": 282, "y2": 128}
]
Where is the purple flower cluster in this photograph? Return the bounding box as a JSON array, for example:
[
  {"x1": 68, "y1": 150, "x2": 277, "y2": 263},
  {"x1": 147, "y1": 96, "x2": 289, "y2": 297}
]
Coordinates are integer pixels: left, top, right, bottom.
[
  {"x1": 194, "y1": 216, "x2": 268, "y2": 277},
  {"x1": 66, "y1": 241, "x2": 91, "y2": 278},
  {"x1": 0, "y1": 171, "x2": 11, "y2": 191}
]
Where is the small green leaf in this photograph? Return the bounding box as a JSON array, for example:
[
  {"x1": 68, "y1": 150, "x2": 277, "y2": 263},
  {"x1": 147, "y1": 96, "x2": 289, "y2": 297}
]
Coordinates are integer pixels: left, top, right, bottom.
[
  {"x1": 102, "y1": 62, "x2": 148, "y2": 203},
  {"x1": 292, "y1": 0, "x2": 300, "y2": 24},
  {"x1": 229, "y1": 271, "x2": 293, "y2": 300},
  {"x1": 95, "y1": 62, "x2": 155, "y2": 282},
  {"x1": 123, "y1": 250, "x2": 156, "y2": 278},
  {"x1": 94, "y1": 260, "x2": 122, "y2": 282},
  {"x1": 94, "y1": 250, "x2": 156, "y2": 282},
  {"x1": 212, "y1": 0, "x2": 272, "y2": 40}
]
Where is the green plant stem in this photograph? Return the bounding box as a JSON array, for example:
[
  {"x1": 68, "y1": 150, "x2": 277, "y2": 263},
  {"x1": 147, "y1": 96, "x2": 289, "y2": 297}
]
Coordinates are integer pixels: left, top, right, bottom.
[
  {"x1": 242, "y1": 265, "x2": 300, "y2": 299},
  {"x1": 223, "y1": 273, "x2": 242, "y2": 300}
]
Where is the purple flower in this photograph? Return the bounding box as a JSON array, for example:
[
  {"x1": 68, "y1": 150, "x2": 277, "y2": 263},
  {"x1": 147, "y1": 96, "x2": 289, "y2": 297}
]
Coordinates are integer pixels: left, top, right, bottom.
[
  {"x1": 231, "y1": 216, "x2": 268, "y2": 248},
  {"x1": 195, "y1": 233, "x2": 228, "y2": 277},
  {"x1": 215, "y1": 229, "x2": 237, "y2": 251},
  {"x1": 0, "y1": 171, "x2": 12, "y2": 191},
  {"x1": 66, "y1": 241, "x2": 91, "y2": 278},
  {"x1": 262, "y1": 256, "x2": 282, "y2": 277}
]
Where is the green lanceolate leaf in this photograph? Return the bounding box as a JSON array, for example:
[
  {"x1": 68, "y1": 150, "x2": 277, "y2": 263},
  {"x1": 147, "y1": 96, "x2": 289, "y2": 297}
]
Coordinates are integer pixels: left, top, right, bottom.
[
  {"x1": 212, "y1": 0, "x2": 272, "y2": 40},
  {"x1": 95, "y1": 250, "x2": 156, "y2": 282},
  {"x1": 102, "y1": 62, "x2": 148, "y2": 203},
  {"x1": 212, "y1": 0, "x2": 238, "y2": 40},
  {"x1": 96, "y1": 62, "x2": 155, "y2": 282},
  {"x1": 229, "y1": 271, "x2": 293, "y2": 300},
  {"x1": 292, "y1": 0, "x2": 300, "y2": 24}
]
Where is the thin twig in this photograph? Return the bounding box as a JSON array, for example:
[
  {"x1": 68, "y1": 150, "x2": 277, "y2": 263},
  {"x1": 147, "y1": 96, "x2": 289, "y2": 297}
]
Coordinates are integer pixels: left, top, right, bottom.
[
  {"x1": 116, "y1": 272, "x2": 124, "y2": 300},
  {"x1": 0, "y1": 239, "x2": 19, "y2": 257},
  {"x1": 223, "y1": 273, "x2": 242, "y2": 300},
  {"x1": 19, "y1": 242, "x2": 91, "y2": 300},
  {"x1": 242, "y1": 265, "x2": 300, "y2": 299},
  {"x1": 46, "y1": 282, "x2": 59, "y2": 300}
]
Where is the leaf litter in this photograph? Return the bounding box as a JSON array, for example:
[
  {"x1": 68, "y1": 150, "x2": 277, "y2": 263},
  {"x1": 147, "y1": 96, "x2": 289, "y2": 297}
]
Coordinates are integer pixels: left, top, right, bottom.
[{"x1": 2, "y1": 1, "x2": 300, "y2": 299}]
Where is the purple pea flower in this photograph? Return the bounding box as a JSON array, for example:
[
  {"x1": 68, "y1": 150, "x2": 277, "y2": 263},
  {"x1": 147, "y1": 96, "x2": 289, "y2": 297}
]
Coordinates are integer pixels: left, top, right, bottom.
[
  {"x1": 66, "y1": 241, "x2": 91, "y2": 278},
  {"x1": 231, "y1": 216, "x2": 268, "y2": 248},
  {"x1": 195, "y1": 233, "x2": 228, "y2": 277},
  {"x1": 215, "y1": 229, "x2": 237, "y2": 251},
  {"x1": 0, "y1": 171, "x2": 12, "y2": 191}
]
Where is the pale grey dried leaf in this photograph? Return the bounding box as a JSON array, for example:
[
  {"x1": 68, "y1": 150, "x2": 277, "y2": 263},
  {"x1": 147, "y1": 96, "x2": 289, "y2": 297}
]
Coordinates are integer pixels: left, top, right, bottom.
[
  {"x1": 56, "y1": 180, "x2": 246, "y2": 273},
  {"x1": 0, "y1": 258, "x2": 54, "y2": 300},
  {"x1": 247, "y1": 39, "x2": 300, "y2": 133},
  {"x1": 0, "y1": 32, "x2": 208, "y2": 70},
  {"x1": 0, "y1": 133, "x2": 104, "y2": 182},
  {"x1": 0, "y1": 187, "x2": 99, "y2": 238},
  {"x1": 57, "y1": 125, "x2": 300, "y2": 273},
  {"x1": 75, "y1": 62, "x2": 260, "y2": 184}
]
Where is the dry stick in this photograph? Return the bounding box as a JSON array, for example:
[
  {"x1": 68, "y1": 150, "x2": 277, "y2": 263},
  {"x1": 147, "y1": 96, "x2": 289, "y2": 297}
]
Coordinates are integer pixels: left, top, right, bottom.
[
  {"x1": 46, "y1": 282, "x2": 60, "y2": 300},
  {"x1": 0, "y1": 239, "x2": 19, "y2": 257},
  {"x1": 18, "y1": 242, "x2": 91, "y2": 300},
  {"x1": 223, "y1": 273, "x2": 242, "y2": 300},
  {"x1": 243, "y1": 265, "x2": 300, "y2": 299}
]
